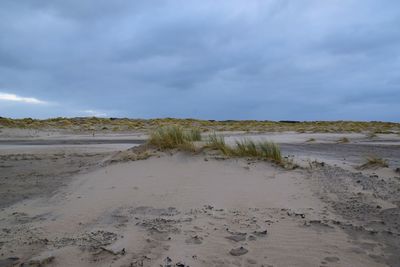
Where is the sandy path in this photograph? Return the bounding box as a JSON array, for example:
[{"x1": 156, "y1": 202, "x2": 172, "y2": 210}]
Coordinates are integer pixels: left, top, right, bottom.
[{"x1": 0, "y1": 153, "x2": 387, "y2": 267}]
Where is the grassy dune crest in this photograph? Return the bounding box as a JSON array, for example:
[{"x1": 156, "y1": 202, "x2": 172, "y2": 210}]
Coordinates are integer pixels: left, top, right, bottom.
[
  {"x1": 207, "y1": 134, "x2": 282, "y2": 163},
  {"x1": 1, "y1": 117, "x2": 399, "y2": 134},
  {"x1": 148, "y1": 125, "x2": 201, "y2": 150}
]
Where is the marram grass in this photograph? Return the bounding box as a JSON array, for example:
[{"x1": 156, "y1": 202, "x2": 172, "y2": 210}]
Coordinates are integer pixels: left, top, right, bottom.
[
  {"x1": 358, "y1": 156, "x2": 388, "y2": 169},
  {"x1": 149, "y1": 127, "x2": 282, "y2": 162},
  {"x1": 207, "y1": 133, "x2": 232, "y2": 155},
  {"x1": 148, "y1": 125, "x2": 201, "y2": 150},
  {"x1": 207, "y1": 134, "x2": 282, "y2": 163}
]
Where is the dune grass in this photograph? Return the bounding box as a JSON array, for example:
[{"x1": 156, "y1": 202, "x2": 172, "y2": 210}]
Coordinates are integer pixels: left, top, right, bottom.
[
  {"x1": 258, "y1": 141, "x2": 282, "y2": 162},
  {"x1": 207, "y1": 133, "x2": 232, "y2": 155},
  {"x1": 358, "y1": 156, "x2": 388, "y2": 169},
  {"x1": 148, "y1": 125, "x2": 201, "y2": 151},
  {"x1": 186, "y1": 127, "x2": 202, "y2": 141},
  {"x1": 207, "y1": 134, "x2": 282, "y2": 163},
  {"x1": 235, "y1": 139, "x2": 259, "y2": 157},
  {"x1": 1, "y1": 117, "x2": 399, "y2": 134}
]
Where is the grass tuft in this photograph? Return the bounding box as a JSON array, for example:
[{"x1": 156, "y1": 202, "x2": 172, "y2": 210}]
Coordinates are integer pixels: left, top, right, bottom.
[
  {"x1": 234, "y1": 139, "x2": 259, "y2": 157},
  {"x1": 358, "y1": 156, "x2": 388, "y2": 169},
  {"x1": 259, "y1": 141, "x2": 282, "y2": 162},
  {"x1": 207, "y1": 133, "x2": 232, "y2": 155},
  {"x1": 207, "y1": 134, "x2": 282, "y2": 163},
  {"x1": 148, "y1": 125, "x2": 200, "y2": 151},
  {"x1": 186, "y1": 127, "x2": 202, "y2": 141}
]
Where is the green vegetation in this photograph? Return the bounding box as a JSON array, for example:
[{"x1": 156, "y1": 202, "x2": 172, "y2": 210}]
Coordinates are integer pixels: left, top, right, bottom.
[
  {"x1": 186, "y1": 127, "x2": 202, "y2": 141},
  {"x1": 358, "y1": 156, "x2": 388, "y2": 169},
  {"x1": 306, "y1": 138, "x2": 316, "y2": 142},
  {"x1": 207, "y1": 134, "x2": 282, "y2": 163},
  {"x1": 234, "y1": 139, "x2": 259, "y2": 157},
  {"x1": 148, "y1": 125, "x2": 201, "y2": 151},
  {"x1": 207, "y1": 133, "x2": 232, "y2": 155},
  {"x1": 259, "y1": 141, "x2": 282, "y2": 162},
  {"x1": 1, "y1": 117, "x2": 399, "y2": 134}
]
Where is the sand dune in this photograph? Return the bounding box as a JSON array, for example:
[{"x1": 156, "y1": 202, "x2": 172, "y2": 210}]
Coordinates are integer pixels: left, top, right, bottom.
[{"x1": 0, "y1": 132, "x2": 399, "y2": 266}]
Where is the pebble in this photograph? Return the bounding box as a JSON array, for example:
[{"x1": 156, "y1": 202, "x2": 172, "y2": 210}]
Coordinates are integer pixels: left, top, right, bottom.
[{"x1": 253, "y1": 229, "x2": 267, "y2": 236}]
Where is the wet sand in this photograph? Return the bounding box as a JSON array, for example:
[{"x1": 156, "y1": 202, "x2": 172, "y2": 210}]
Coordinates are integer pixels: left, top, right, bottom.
[{"x1": 0, "y1": 132, "x2": 399, "y2": 266}]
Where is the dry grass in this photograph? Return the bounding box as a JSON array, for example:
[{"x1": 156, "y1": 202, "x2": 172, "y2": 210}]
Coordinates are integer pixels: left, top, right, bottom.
[
  {"x1": 358, "y1": 156, "x2": 389, "y2": 169},
  {"x1": 1, "y1": 117, "x2": 399, "y2": 134}
]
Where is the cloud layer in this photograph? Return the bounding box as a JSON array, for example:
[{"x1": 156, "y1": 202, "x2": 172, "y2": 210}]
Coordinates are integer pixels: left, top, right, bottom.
[
  {"x1": 0, "y1": 92, "x2": 47, "y2": 104},
  {"x1": 0, "y1": 0, "x2": 399, "y2": 121}
]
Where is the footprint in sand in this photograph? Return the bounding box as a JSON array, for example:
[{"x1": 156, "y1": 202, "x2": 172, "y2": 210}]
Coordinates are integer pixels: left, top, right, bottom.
[{"x1": 324, "y1": 256, "x2": 340, "y2": 263}]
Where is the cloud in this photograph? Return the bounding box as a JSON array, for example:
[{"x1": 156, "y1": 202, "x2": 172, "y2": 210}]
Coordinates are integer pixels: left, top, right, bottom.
[
  {"x1": 0, "y1": 1, "x2": 399, "y2": 121},
  {"x1": 0, "y1": 92, "x2": 48, "y2": 104},
  {"x1": 82, "y1": 110, "x2": 108, "y2": 117}
]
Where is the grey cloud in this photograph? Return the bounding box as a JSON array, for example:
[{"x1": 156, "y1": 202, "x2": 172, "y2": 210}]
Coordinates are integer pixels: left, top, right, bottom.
[{"x1": 0, "y1": 0, "x2": 399, "y2": 121}]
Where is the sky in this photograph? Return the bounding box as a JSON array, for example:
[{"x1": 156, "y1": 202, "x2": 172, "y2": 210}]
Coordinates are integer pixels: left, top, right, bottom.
[{"x1": 0, "y1": 0, "x2": 399, "y2": 121}]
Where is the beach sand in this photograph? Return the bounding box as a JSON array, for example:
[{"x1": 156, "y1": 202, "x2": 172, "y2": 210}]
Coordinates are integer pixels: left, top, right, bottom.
[{"x1": 0, "y1": 130, "x2": 399, "y2": 266}]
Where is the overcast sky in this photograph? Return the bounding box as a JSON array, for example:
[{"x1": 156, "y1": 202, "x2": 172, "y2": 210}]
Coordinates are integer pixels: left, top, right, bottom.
[{"x1": 0, "y1": 1, "x2": 399, "y2": 121}]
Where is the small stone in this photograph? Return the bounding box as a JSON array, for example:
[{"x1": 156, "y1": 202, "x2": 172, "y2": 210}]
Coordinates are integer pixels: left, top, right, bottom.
[
  {"x1": 253, "y1": 229, "x2": 267, "y2": 236},
  {"x1": 229, "y1": 247, "x2": 248, "y2": 256}
]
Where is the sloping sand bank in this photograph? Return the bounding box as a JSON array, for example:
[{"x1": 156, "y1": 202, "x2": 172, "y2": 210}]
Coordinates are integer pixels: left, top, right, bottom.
[{"x1": 1, "y1": 151, "x2": 397, "y2": 266}]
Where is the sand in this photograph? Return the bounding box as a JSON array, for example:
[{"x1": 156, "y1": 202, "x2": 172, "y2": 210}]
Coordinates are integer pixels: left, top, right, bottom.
[{"x1": 0, "y1": 131, "x2": 399, "y2": 266}]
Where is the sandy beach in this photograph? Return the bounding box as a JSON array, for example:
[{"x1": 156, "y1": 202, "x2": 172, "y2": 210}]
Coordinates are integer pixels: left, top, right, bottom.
[
  {"x1": 2, "y1": 0, "x2": 400, "y2": 265},
  {"x1": 0, "y1": 129, "x2": 399, "y2": 267}
]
